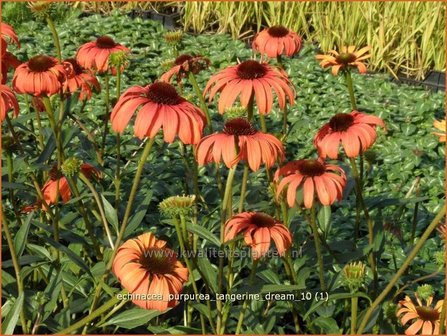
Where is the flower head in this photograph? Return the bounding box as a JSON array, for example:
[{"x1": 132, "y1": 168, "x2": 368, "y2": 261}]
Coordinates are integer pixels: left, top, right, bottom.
[
  {"x1": 314, "y1": 111, "x2": 385, "y2": 159},
  {"x1": 1, "y1": 22, "x2": 20, "y2": 56},
  {"x1": 437, "y1": 223, "x2": 446, "y2": 241},
  {"x1": 342, "y1": 261, "x2": 366, "y2": 290},
  {"x1": 0, "y1": 84, "x2": 19, "y2": 122},
  {"x1": 12, "y1": 55, "x2": 66, "y2": 96},
  {"x1": 159, "y1": 195, "x2": 196, "y2": 218},
  {"x1": 275, "y1": 159, "x2": 346, "y2": 208},
  {"x1": 62, "y1": 58, "x2": 100, "y2": 100},
  {"x1": 160, "y1": 54, "x2": 210, "y2": 88},
  {"x1": 396, "y1": 294, "x2": 444, "y2": 335},
  {"x1": 111, "y1": 82, "x2": 206, "y2": 144},
  {"x1": 204, "y1": 60, "x2": 295, "y2": 115},
  {"x1": 252, "y1": 25, "x2": 302, "y2": 58},
  {"x1": 316, "y1": 45, "x2": 371, "y2": 75},
  {"x1": 433, "y1": 119, "x2": 445, "y2": 142},
  {"x1": 76, "y1": 36, "x2": 129, "y2": 74},
  {"x1": 196, "y1": 117, "x2": 285, "y2": 171},
  {"x1": 224, "y1": 212, "x2": 292, "y2": 259},
  {"x1": 112, "y1": 232, "x2": 188, "y2": 311}
]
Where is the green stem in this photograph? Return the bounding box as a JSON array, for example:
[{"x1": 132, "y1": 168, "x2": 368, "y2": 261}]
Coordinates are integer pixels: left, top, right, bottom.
[
  {"x1": 173, "y1": 217, "x2": 207, "y2": 333},
  {"x1": 1, "y1": 211, "x2": 29, "y2": 334},
  {"x1": 344, "y1": 70, "x2": 357, "y2": 110},
  {"x1": 259, "y1": 113, "x2": 267, "y2": 133},
  {"x1": 115, "y1": 67, "x2": 122, "y2": 210},
  {"x1": 46, "y1": 15, "x2": 62, "y2": 61},
  {"x1": 351, "y1": 296, "x2": 358, "y2": 334},
  {"x1": 56, "y1": 290, "x2": 126, "y2": 334},
  {"x1": 188, "y1": 72, "x2": 212, "y2": 132},
  {"x1": 357, "y1": 205, "x2": 446, "y2": 334},
  {"x1": 217, "y1": 166, "x2": 237, "y2": 333},
  {"x1": 79, "y1": 173, "x2": 114, "y2": 249},
  {"x1": 349, "y1": 157, "x2": 377, "y2": 295},
  {"x1": 238, "y1": 164, "x2": 250, "y2": 213},
  {"x1": 108, "y1": 137, "x2": 156, "y2": 269},
  {"x1": 99, "y1": 73, "x2": 110, "y2": 166},
  {"x1": 309, "y1": 205, "x2": 326, "y2": 290},
  {"x1": 235, "y1": 259, "x2": 259, "y2": 335},
  {"x1": 42, "y1": 97, "x2": 64, "y2": 165}
]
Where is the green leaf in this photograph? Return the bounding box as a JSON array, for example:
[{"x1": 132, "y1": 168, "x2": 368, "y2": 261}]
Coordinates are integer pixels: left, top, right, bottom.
[
  {"x1": 304, "y1": 292, "x2": 372, "y2": 319},
  {"x1": 41, "y1": 237, "x2": 92, "y2": 277},
  {"x1": 186, "y1": 224, "x2": 220, "y2": 247},
  {"x1": 1, "y1": 293, "x2": 24, "y2": 335},
  {"x1": 101, "y1": 309, "x2": 161, "y2": 329},
  {"x1": 14, "y1": 212, "x2": 33, "y2": 257},
  {"x1": 124, "y1": 190, "x2": 153, "y2": 238},
  {"x1": 101, "y1": 194, "x2": 119, "y2": 233},
  {"x1": 196, "y1": 255, "x2": 218, "y2": 292},
  {"x1": 312, "y1": 316, "x2": 340, "y2": 334},
  {"x1": 317, "y1": 205, "x2": 331, "y2": 234},
  {"x1": 260, "y1": 284, "x2": 305, "y2": 294}
]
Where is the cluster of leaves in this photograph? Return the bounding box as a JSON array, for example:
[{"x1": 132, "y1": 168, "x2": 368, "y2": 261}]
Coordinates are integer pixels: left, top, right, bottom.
[{"x1": 2, "y1": 10, "x2": 445, "y2": 335}]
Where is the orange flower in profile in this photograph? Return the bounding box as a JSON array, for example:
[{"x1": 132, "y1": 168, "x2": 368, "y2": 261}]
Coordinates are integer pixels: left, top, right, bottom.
[
  {"x1": 275, "y1": 159, "x2": 346, "y2": 208},
  {"x1": 396, "y1": 295, "x2": 444, "y2": 335},
  {"x1": 314, "y1": 111, "x2": 385, "y2": 159},
  {"x1": 433, "y1": 119, "x2": 446, "y2": 142},
  {"x1": 196, "y1": 118, "x2": 285, "y2": 171},
  {"x1": 225, "y1": 212, "x2": 292, "y2": 259},
  {"x1": 62, "y1": 58, "x2": 100, "y2": 100},
  {"x1": 76, "y1": 36, "x2": 129, "y2": 74},
  {"x1": 111, "y1": 82, "x2": 205, "y2": 144},
  {"x1": 252, "y1": 25, "x2": 302, "y2": 58},
  {"x1": 112, "y1": 232, "x2": 188, "y2": 311},
  {"x1": 0, "y1": 84, "x2": 19, "y2": 122},
  {"x1": 1, "y1": 22, "x2": 20, "y2": 56},
  {"x1": 316, "y1": 45, "x2": 371, "y2": 76},
  {"x1": 1, "y1": 52, "x2": 21, "y2": 84},
  {"x1": 12, "y1": 55, "x2": 66, "y2": 97},
  {"x1": 160, "y1": 54, "x2": 210, "y2": 87},
  {"x1": 204, "y1": 60, "x2": 295, "y2": 114}
]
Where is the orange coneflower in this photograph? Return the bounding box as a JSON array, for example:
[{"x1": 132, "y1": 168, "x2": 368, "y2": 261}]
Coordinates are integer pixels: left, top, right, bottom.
[
  {"x1": 396, "y1": 295, "x2": 444, "y2": 335},
  {"x1": 316, "y1": 45, "x2": 371, "y2": 76},
  {"x1": 204, "y1": 60, "x2": 295, "y2": 115},
  {"x1": 0, "y1": 84, "x2": 19, "y2": 122},
  {"x1": 1, "y1": 51, "x2": 21, "y2": 84},
  {"x1": 112, "y1": 232, "x2": 188, "y2": 311},
  {"x1": 62, "y1": 58, "x2": 100, "y2": 100},
  {"x1": 314, "y1": 111, "x2": 385, "y2": 159},
  {"x1": 76, "y1": 36, "x2": 129, "y2": 74},
  {"x1": 111, "y1": 82, "x2": 205, "y2": 144},
  {"x1": 252, "y1": 25, "x2": 302, "y2": 58},
  {"x1": 433, "y1": 119, "x2": 446, "y2": 142},
  {"x1": 12, "y1": 55, "x2": 66, "y2": 97},
  {"x1": 41, "y1": 163, "x2": 100, "y2": 209},
  {"x1": 1, "y1": 22, "x2": 20, "y2": 56},
  {"x1": 160, "y1": 54, "x2": 210, "y2": 87},
  {"x1": 225, "y1": 212, "x2": 292, "y2": 259},
  {"x1": 275, "y1": 159, "x2": 346, "y2": 208},
  {"x1": 196, "y1": 117, "x2": 285, "y2": 171}
]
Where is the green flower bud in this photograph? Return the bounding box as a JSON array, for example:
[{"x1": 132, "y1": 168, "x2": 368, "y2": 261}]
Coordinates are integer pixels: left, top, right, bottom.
[
  {"x1": 164, "y1": 30, "x2": 183, "y2": 45},
  {"x1": 109, "y1": 51, "x2": 129, "y2": 69},
  {"x1": 416, "y1": 284, "x2": 434, "y2": 301},
  {"x1": 434, "y1": 250, "x2": 445, "y2": 266},
  {"x1": 159, "y1": 195, "x2": 196, "y2": 218},
  {"x1": 342, "y1": 261, "x2": 366, "y2": 291},
  {"x1": 224, "y1": 106, "x2": 248, "y2": 120},
  {"x1": 61, "y1": 157, "x2": 81, "y2": 177}
]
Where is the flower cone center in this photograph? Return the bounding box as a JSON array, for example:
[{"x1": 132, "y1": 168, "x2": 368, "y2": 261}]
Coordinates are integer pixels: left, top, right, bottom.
[
  {"x1": 147, "y1": 82, "x2": 182, "y2": 105},
  {"x1": 298, "y1": 159, "x2": 326, "y2": 177},
  {"x1": 237, "y1": 60, "x2": 267, "y2": 79},
  {"x1": 415, "y1": 306, "x2": 440, "y2": 322},
  {"x1": 96, "y1": 36, "x2": 117, "y2": 49},
  {"x1": 28, "y1": 55, "x2": 56, "y2": 72},
  {"x1": 175, "y1": 54, "x2": 193, "y2": 65},
  {"x1": 140, "y1": 247, "x2": 176, "y2": 275},
  {"x1": 267, "y1": 25, "x2": 289, "y2": 38},
  {"x1": 336, "y1": 53, "x2": 357, "y2": 65},
  {"x1": 223, "y1": 118, "x2": 258, "y2": 136},
  {"x1": 64, "y1": 58, "x2": 83, "y2": 75},
  {"x1": 329, "y1": 113, "x2": 355, "y2": 132},
  {"x1": 251, "y1": 213, "x2": 275, "y2": 228}
]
